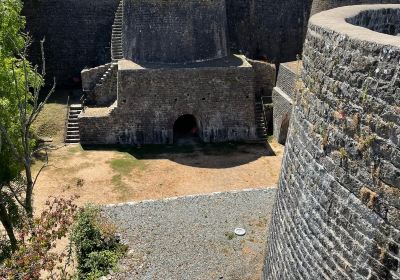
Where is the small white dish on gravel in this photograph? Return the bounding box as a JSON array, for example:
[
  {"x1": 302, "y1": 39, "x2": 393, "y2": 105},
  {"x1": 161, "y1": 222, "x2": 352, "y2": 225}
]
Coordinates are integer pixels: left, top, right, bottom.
[{"x1": 234, "y1": 228, "x2": 246, "y2": 236}]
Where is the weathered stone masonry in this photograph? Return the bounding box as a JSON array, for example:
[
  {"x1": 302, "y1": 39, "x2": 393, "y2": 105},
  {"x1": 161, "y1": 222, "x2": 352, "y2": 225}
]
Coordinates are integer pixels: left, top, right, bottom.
[
  {"x1": 23, "y1": 0, "x2": 310, "y2": 87},
  {"x1": 272, "y1": 61, "x2": 300, "y2": 144},
  {"x1": 264, "y1": 5, "x2": 400, "y2": 280},
  {"x1": 79, "y1": 57, "x2": 259, "y2": 144},
  {"x1": 122, "y1": 0, "x2": 228, "y2": 64},
  {"x1": 78, "y1": 0, "x2": 275, "y2": 145},
  {"x1": 23, "y1": 0, "x2": 119, "y2": 86},
  {"x1": 311, "y1": 0, "x2": 400, "y2": 15}
]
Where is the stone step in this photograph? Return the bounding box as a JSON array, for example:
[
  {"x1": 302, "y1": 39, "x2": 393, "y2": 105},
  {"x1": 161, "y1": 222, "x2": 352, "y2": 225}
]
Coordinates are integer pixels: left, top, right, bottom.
[
  {"x1": 65, "y1": 139, "x2": 80, "y2": 143},
  {"x1": 68, "y1": 119, "x2": 79, "y2": 123},
  {"x1": 67, "y1": 131, "x2": 80, "y2": 136},
  {"x1": 66, "y1": 137, "x2": 80, "y2": 141},
  {"x1": 70, "y1": 104, "x2": 82, "y2": 109}
]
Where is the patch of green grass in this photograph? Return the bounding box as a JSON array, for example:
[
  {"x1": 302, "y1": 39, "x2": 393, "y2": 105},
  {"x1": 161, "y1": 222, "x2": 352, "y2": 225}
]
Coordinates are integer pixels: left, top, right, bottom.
[
  {"x1": 111, "y1": 174, "x2": 130, "y2": 199},
  {"x1": 31, "y1": 102, "x2": 67, "y2": 144},
  {"x1": 108, "y1": 154, "x2": 146, "y2": 175}
]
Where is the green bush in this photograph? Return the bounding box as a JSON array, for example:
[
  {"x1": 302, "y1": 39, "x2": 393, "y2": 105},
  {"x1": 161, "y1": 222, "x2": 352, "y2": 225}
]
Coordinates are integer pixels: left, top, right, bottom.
[{"x1": 71, "y1": 206, "x2": 126, "y2": 279}]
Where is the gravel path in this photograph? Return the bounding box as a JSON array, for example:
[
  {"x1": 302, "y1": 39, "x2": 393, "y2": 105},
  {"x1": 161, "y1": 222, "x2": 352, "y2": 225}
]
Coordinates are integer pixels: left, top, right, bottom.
[{"x1": 102, "y1": 188, "x2": 277, "y2": 280}]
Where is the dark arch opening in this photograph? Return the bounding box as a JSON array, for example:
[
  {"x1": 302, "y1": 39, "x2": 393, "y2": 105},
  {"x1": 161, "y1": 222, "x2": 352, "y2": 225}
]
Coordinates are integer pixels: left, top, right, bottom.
[
  {"x1": 173, "y1": 114, "x2": 200, "y2": 144},
  {"x1": 278, "y1": 114, "x2": 290, "y2": 145}
]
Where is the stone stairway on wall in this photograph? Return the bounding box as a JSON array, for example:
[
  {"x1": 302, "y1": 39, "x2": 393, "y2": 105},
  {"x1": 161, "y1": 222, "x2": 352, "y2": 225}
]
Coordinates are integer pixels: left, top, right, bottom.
[
  {"x1": 111, "y1": 0, "x2": 123, "y2": 61},
  {"x1": 255, "y1": 101, "x2": 268, "y2": 141},
  {"x1": 90, "y1": 62, "x2": 118, "y2": 104},
  {"x1": 82, "y1": 0, "x2": 123, "y2": 106},
  {"x1": 65, "y1": 104, "x2": 83, "y2": 144}
]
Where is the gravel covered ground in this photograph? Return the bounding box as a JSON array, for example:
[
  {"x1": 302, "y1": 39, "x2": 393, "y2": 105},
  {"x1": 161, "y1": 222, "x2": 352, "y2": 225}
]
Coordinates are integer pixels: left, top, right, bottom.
[{"x1": 102, "y1": 188, "x2": 277, "y2": 280}]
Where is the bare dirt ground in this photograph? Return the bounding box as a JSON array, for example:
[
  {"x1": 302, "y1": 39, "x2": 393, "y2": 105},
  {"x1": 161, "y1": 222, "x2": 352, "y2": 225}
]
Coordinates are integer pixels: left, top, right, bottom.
[{"x1": 33, "y1": 141, "x2": 284, "y2": 211}]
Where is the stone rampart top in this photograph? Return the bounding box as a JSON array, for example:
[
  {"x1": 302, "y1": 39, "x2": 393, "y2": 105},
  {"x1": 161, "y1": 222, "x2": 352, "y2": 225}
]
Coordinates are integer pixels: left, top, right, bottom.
[
  {"x1": 118, "y1": 55, "x2": 250, "y2": 71},
  {"x1": 309, "y1": 5, "x2": 400, "y2": 48}
]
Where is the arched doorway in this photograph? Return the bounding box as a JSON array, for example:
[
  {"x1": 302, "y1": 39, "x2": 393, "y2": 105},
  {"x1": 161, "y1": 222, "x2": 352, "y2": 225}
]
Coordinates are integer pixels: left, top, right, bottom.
[{"x1": 173, "y1": 114, "x2": 199, "y2": 144}]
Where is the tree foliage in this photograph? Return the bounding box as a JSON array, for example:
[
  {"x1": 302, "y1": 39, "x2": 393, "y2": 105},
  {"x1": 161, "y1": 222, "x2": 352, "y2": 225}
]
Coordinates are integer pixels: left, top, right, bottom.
[
  {"x1": 0, "y1": 0, "x2": 52, "y2": 253},
  {"x1": 0, "y1": 0, "x2": 42, "y2": 185}
]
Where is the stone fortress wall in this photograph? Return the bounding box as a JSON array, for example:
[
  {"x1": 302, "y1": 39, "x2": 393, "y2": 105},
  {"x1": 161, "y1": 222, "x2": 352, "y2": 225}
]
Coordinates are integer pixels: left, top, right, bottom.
[
  {"x1": 122, "y1": 0, "x2": 228, "y2": 64},
  {"x1": 23, "y1": 0, "x2": 400, "y2": 87},
  {"x1": 22, "y1": 0, "x2": 313, "y2": 87},
  {"x1": 79, "y1": 57, "x2": 260, "y2": 145},
  {"x1": 311, "y1": 0, "x2": 400, "y2": 15},
  {"x1": 225, "y1": 0, "x2": 313, "y2": 63},
  {"x1": 23, "y1": 0, "x2": 120, "y2": 87},
  {"x1": 264, "y1": 5, "x2": 400, "y2": 279}
]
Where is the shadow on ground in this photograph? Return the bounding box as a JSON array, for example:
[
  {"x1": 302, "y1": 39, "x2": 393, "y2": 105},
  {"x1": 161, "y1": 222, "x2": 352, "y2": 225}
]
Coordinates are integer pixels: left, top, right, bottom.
[{"x1": 82, "y1": 142, "x2": 276, "y2": 169}]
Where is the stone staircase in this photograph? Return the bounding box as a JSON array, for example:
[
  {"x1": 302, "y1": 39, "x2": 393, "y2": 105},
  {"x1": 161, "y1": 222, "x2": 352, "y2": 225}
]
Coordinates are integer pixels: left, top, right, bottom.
[
  {"x1": 111, "y1": 0, "x2": 124, "y2": 61},
  {"x1": 255, "y1": 101, "x2": 268, "y2": 141},
  {"x1": 83, "y1": 0, "x2": 122, "y2": 105},
  {"x1": 91, "y1": 62, "x2": 118, "y2": 100},
  {"x1": 65, "y1": 104, "x2": 83, "y2": 144}
]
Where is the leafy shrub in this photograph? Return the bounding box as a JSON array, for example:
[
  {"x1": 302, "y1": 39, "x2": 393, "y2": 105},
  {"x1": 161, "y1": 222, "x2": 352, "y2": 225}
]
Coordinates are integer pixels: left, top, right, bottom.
[{"x1": 71, "y1": 206, "x2": 126, "y2": 279}]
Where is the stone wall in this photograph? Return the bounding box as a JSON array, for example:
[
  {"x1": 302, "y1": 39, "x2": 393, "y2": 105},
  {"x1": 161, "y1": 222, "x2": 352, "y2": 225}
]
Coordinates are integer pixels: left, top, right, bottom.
[
  {"x1": 264, "y1": 5, "x2": 400, "y2": 279},
  {"x1": 81, "y1": 64, "x2": 112, "y2": 92},
  {"x1": 311, "y1": 0, "x2": 400, "y2": 15},
  {"x1": 226, "y1": 0, "x2": 313, "y2": 62},
  {"x1": 23, "y1": 0, "x2": 314, "y2": 87},
  {"x1": 246, "y1": 59, "x2": 276, "y2": 100},
  {"x1": 123, "y1": 0, "x2": 228, "y2": 64},
  {"x1": 272, "y1": 88, "x2": 293, "y2": 144},
  {"x1": 79, "y1": 58, "x2": 259, "y2": 145},
  {"x1": 347, "y1": 8, "x2": 400, "y2": 35},
  {"x1": 272, "y1": 61, "x2": 299, "y2": 144},
  {"x1": 23, "y1": 0, "x2": 119, "y2": 87}
]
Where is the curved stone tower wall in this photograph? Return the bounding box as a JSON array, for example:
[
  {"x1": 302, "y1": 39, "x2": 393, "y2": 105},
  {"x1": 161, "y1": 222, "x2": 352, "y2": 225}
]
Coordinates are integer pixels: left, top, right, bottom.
[
  {"x1": 264, "y1": 5, "x2": 400, "y2": 279},
  {"x1": 122, "y1": 0, "x2": 228, "y2": 64},
  {"x1": 311, "y1": 0, "x2": 400, "y2": 15}
]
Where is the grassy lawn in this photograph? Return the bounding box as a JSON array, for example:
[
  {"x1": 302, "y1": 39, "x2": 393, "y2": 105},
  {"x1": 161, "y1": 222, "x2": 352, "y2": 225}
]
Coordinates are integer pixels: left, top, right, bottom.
[{"x1": 31, "y1": 90, "x2": 69, "y2": 145}]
